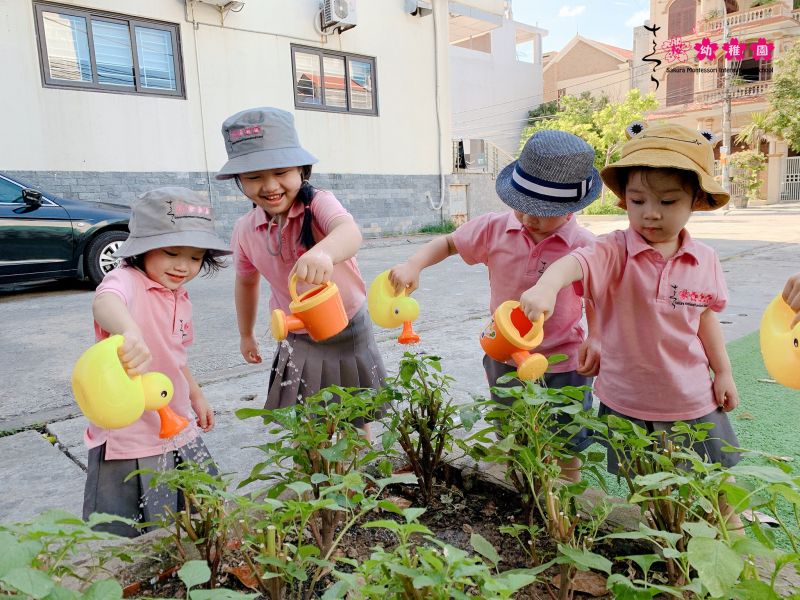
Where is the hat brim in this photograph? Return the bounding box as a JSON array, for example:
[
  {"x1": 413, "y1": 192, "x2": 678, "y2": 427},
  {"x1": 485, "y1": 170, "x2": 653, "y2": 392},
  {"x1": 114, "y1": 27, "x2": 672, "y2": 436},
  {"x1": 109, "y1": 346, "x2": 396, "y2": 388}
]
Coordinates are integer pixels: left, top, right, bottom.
[
  {"x1": 113, "y1": 230, "x2": 232, "y2": 258},
  {"x1": 495, "y1": 162, "x2": 603, "y2": 217},
  {"x1": 600, "y1": 150, "x2": 730, "y2": 211},
  {"x1": 215, "y1": 147, "x2": 318, "y2": 180}
]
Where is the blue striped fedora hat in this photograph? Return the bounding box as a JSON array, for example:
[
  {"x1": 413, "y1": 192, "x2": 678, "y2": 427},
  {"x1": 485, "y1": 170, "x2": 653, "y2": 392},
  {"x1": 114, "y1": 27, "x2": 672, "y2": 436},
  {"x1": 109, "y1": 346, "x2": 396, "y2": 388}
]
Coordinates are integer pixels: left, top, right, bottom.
[{"x1": 495, "y1": 130, "x2": 601, "y2": 217}]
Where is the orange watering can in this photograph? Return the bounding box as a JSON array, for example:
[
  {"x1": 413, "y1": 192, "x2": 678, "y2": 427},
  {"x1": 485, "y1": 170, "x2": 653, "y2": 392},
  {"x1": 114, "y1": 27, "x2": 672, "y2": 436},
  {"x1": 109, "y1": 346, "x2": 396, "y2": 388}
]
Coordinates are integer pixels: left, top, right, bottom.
[
  {"x1": 271, "y1": 274, "x2": 349, "y2": 342},
  {"x1": 71, "y1": 335, "x2": 189, "y2": 438},
  {"x1": 760, "y1": 294, "x2": 800, "y2": 389},
  {"x1": 367, "y1": 270, "x2": 420, "y2": 344},
  {"x1": 480, "y1": 300, "x2": 548, "y2": 381}
]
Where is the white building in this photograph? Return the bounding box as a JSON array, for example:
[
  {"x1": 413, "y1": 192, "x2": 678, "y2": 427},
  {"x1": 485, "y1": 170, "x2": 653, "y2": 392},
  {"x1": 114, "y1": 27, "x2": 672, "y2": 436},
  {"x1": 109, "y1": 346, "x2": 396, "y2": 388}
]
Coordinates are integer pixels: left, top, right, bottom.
[{"x1": 1, "y1": 0, "x2": 510, "y2": 235}]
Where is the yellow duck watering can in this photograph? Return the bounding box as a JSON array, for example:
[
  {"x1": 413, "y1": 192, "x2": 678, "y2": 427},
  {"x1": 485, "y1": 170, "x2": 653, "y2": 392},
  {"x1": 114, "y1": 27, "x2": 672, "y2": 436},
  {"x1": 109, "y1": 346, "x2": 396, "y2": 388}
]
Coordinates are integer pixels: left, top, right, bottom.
[
  {"x1": 367, "y1": 270, "x2": 421, "y2": 344},
  {"x1": 760, "y1": 294, "x2": 800, "y2": 390},
  {"x1": 71, "y1": 335, "x2": 189, "y2": 438},
  {"x1": 480, "y1": 300, "x2": 548, "y2": 381}
]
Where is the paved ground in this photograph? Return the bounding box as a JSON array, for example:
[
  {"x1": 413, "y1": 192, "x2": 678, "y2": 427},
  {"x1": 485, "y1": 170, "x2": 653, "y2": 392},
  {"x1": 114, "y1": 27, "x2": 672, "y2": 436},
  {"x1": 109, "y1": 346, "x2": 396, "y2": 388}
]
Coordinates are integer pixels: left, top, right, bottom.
[{"x1": 1, "y1": 204, "x2": 799, "y2": 523}]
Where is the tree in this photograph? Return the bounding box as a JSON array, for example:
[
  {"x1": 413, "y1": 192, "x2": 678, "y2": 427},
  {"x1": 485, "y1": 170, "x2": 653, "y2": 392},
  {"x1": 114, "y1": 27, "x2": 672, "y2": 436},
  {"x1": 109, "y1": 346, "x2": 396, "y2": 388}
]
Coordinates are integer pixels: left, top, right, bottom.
[
  {"x1": 735, "y1": 112, "x2": 770, "y2": 149},
  {"x1": 766, "y1": 41, "x2": 800, "y2": 152},
  {"x1": 519, "y1": 89, "x2": 658, "y2": 203}
]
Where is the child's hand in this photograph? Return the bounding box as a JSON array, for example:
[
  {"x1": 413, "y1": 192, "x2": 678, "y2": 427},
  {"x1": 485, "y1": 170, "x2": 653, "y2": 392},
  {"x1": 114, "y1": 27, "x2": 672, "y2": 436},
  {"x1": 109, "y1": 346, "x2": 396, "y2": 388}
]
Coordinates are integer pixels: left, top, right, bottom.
[
  {"x1": 293, "y1": 249, "x2": 334, "y2": 285},
  {"x1": 191, "y1": 394, "x2": 215, "y2": 432},
  {"x1": 713, "y1": 371, "x2": 739, "y2": 412},
  {"x1": 520, "y1": 285, "x2": 557, "y2": 322},
  {"x1": 577, "y1": 337, "x2": 601, "y2": 377},
  {"x1": 240, "y1": 334, "x2": 262, "y2": 364},
  {"x1": 118, "y1": 330, "x2": 151, "y2": 376},
  {"x1": 389, "y1": 262, "x2": 421, "y2": 295},
  {"x1": 782, "y1": 272, "x2": 800, "y2": 327}
]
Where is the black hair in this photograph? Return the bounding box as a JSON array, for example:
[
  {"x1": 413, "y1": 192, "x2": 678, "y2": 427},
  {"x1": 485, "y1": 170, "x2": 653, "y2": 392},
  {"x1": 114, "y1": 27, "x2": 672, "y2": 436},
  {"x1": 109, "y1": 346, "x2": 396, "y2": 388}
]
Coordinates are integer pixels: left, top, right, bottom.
[
  {"x1": 621, "y1": 166, "x2": 716, "y2": 208},
  {"x1": 124, "y1": 249, "x2": 225, "y2": 277},
  {"x1": 234, "y1": 164, "x2": 317, "y2": 250}
]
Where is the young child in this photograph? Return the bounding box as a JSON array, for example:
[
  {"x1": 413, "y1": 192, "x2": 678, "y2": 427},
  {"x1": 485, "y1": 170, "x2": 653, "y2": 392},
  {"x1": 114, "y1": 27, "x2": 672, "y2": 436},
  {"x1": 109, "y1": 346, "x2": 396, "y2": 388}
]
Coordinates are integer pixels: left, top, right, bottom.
[
  {"x1": 519, "y1": 123, "x2": 742, "y2": 526},
  {"x1": 217, "y1": 107, "x2": 385, "y2": 429},
  {"x1": 390, "y1": 130, "x2": 602, "y2": 481},
  {"x1": 83, "y1": 187, "x2": 230, "y2": 537}
]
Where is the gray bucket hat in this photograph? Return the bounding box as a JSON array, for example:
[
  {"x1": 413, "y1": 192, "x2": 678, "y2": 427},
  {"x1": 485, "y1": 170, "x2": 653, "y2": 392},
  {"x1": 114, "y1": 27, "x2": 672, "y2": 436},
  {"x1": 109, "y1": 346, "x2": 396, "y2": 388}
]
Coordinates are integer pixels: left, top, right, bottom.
[
  {"x1": 495, "y1": 130, "x2": 602, "y2": 217},
  {"x1": 114, "y1": 187, "x2": 232, "y2": 258},
  {"x1": 216, "y1": 107, "x2": 318, "y2": 180}
]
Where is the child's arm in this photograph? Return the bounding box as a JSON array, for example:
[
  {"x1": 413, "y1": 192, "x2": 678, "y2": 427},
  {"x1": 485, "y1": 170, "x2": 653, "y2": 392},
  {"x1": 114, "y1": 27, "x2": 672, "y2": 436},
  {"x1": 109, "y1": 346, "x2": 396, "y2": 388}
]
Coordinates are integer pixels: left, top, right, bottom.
[
  {"x1": 92, "y1": 293, "x2": 151, "y2": 376},
  {"x1": 293, "y1": 216, "x2": 362, "y2": 285},
  {"x1": 181, "y1": 366, "x2": 214, "y2": 432},
  {"x1": 519, "y1": 255, "x2": 583, "y2": 322},
  {"x1": 782, "y1": 272, "x2": 800, "y2": 327},
  {"x1": 698, "y1": 309, "x2": 738, "y2": 412},
  {"x1": 389, "y1": 235, "x2": 456, "y2": 294},
  {"x1": 234, "y1": 271, "x2": 263, "y2": 364},
  {"x1": 577, "y1": 300, "x2": 601, "y2": 377}
]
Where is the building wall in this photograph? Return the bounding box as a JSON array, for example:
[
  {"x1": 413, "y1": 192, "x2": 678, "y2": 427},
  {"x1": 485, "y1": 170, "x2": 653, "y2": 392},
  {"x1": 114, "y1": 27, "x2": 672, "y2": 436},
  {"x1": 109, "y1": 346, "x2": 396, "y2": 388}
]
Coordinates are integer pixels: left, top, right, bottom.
[
  {"x1": 450, "y1": 19, "x2": 544, "y2": 157},
  {"x1": 1, "y1": 0, "x2": 454, "y2": 234},
  {"x1": 543, "y1": 41, "x2": 629, "y2": 102}
]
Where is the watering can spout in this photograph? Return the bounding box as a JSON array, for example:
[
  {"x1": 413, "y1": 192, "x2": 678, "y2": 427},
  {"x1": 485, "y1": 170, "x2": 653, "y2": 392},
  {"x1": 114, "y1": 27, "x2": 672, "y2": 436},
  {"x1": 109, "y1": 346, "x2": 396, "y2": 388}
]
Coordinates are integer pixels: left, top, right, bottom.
[{"x1": 157, "y1": 406, "x2": 191, "y2": 439}]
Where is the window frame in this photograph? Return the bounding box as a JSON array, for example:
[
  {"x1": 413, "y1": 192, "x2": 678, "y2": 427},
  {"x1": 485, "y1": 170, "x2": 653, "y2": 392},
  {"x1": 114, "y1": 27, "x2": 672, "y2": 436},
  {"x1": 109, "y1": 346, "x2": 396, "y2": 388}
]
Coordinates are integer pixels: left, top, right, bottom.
[
  {"x1": 33, "y1": 1, "x2": 185, "y2": 99},
  {"x1": 291, "y1": 44, "x2": 378, "y2": 116}
]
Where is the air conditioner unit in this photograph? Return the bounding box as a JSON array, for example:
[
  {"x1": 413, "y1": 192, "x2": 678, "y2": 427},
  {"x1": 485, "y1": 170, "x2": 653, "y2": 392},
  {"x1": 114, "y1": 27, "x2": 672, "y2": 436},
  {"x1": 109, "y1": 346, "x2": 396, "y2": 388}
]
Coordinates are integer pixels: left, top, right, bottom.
[
  {"x1": 195, "y1": 0, "x2": 244, "y2": 8},
  {"x1": 321, "y1": 0, "x2": 357, "y2": 33}
]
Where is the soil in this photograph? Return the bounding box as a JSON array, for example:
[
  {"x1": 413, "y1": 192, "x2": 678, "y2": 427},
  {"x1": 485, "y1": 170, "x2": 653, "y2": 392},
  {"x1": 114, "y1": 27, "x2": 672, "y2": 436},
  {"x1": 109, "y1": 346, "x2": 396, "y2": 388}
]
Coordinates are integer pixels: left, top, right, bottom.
[{"x1": 119, "y1": 467, "x2": 659, "y2": 599}]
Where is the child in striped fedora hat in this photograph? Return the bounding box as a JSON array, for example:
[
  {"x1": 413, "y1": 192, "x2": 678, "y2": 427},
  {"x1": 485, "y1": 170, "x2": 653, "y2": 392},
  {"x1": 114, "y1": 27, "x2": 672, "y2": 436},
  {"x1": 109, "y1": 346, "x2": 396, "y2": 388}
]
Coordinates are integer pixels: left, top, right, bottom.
[{"x1": 389, "y1": 129, "x2": 602, "y2": 482}]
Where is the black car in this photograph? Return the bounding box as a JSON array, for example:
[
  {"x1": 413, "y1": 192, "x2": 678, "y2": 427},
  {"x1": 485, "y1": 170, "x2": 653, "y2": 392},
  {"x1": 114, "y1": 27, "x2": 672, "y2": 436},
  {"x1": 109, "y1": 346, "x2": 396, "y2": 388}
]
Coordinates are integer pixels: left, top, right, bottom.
[{"x1": 0, "y1": 172, "x2": 130, "y2": 286}]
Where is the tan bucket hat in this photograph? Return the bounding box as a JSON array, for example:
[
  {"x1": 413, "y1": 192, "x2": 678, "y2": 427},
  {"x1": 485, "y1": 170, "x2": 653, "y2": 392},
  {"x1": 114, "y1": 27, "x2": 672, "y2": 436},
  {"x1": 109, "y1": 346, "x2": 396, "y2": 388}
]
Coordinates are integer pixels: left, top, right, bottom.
[{"x1": 600, "y1": 122, "x2": 729, "y2": 210}]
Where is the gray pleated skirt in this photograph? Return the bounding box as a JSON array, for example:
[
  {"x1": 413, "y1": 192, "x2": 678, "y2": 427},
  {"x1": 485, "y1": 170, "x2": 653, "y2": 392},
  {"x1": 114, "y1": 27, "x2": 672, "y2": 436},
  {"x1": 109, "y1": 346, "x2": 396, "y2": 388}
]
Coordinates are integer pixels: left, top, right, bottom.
[
  {"x1": 267, "y1": 303, "x2": 387, "y2": 416},
  {"x1": 597, "y1": 403, "x2": 741, "y2": 475},
  {"x1": 82, "y1": 437, "x2": 217, "y2": 538}
]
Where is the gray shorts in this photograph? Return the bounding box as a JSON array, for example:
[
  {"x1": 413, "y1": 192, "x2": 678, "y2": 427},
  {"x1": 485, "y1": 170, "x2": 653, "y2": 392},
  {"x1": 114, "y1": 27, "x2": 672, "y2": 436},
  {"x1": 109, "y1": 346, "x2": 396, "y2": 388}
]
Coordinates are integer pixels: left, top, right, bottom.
[
  {"x1": 482, "y1": 355, "x2": 593, "y2": 451},
  {"x1": 597, "y1": 403, "x2": 741, "y2": 475}
]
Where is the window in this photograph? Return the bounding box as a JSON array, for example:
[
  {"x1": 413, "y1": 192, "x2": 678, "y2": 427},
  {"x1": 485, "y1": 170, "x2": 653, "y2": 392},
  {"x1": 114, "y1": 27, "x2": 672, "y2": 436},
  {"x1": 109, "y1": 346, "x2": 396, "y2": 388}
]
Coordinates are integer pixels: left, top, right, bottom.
[
  {"x1": 668, "y1": 0, "x2": 696, "y2": 39},
  {"x1": 0, "y1": 178, "x2": 24, "y2": 204},
  {"x1": 291, "y1": 45, "x2": 377, "y2": 115},
  {"x1": 33, "y1": 2, "x2": 184, "y2": 97}
]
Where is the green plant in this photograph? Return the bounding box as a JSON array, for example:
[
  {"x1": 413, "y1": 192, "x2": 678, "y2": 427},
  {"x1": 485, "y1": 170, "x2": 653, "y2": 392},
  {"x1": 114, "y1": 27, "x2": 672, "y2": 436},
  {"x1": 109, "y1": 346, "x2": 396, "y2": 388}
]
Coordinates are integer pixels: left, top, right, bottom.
[
  {"x1": 751, "y1": 0, "x2": 776, "y2": 6},
  {"x1": 235, "y1": 473, "x2": 416, "y2": 600},
  {"x1": 417, "y1": 220, "x2": 456, "y2": 234},
  {"x1": 468, "y1": 380, "x2": 610, "y2": 600},
  {"x1": 703, "y1": 8, "x2": 721, "y2": 20},
  {"x1": 730, "y1": 149, "x2": 767, "y2": 204},
  {"x1": 178, "y1": 560, "x2": 257, "y2": 599},
  {"x1": 0, "y1": 510, "x2": 134, "y2": 598},
  {"x1": 238, "y1": 386, "x2": 383, "y2": 557},
  {"x1": 379, "y1": 353, "x2": 480, "y2": 505},
  {"x1": 139, "y1": 461, "x2": 239, "y2": 588},
  {"x1": 581, "y1": 198, "x2": 625, "y2": 215},
  {"x1": 326, "y1": 507, "x2": 546, "y2": 599}
]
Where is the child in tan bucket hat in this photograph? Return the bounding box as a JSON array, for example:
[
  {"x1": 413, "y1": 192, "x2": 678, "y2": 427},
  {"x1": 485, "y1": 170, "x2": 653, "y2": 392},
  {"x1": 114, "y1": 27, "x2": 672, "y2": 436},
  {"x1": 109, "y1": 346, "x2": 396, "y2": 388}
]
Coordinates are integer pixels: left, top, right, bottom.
[{"x1": 519, "y1": 122, "x2": 744, "y2": 533}]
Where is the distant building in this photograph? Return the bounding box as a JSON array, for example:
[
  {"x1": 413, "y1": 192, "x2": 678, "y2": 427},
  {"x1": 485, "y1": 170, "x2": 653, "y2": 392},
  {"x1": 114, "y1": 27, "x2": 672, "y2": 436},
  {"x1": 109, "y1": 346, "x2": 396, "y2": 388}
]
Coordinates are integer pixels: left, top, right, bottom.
[{"x1": 543, "y1": 35, "x2": 634, "y2": 103}]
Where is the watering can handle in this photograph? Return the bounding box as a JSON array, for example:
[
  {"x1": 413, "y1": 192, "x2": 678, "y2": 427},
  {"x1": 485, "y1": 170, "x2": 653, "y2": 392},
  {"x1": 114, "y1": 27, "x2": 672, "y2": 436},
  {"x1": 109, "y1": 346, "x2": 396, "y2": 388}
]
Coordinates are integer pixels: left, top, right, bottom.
[
  {"x1": 289, "y1": 273, "x2": 330, "y2": 303},
  {"x1": 522, "y1": 315, "x2": 545, "y2": 343}
]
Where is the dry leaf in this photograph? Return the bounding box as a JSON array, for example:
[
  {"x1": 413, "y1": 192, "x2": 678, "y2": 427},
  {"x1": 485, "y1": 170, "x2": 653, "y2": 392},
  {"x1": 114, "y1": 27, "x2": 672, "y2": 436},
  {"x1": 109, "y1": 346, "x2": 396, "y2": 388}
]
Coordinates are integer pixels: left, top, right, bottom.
[
  {"x1": 227, "y1": 565, "x2": 260, "y2": 590},
  {"x1": 736, "y1": 411, "x2": 755, "y2": 420},
  {"x1": 481, "y1": 501, "x2": 497, "y2": 517},
  {"x1": 462, "y1": 523, "x2": 473, "y2": 534},
  {"x1": 551, "y1": 571, "x2": 608, "y2": 597},
  {"x1": 384, "y1": 495, "x2": 412, "y2": 509}
]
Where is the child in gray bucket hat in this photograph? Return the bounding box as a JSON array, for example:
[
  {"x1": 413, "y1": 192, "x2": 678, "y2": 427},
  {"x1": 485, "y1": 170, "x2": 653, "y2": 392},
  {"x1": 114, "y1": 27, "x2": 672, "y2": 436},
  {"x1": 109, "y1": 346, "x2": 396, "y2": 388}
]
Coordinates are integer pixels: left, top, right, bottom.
[
  {"x1": 389, "y1": 129, "x2": 601, "y2": 482},
  {"x1": 82, "y1": 187, "x2": 230, "y2": 537},
  {"x1": 219, "y1": 107, "x2": 385, "y2": 436}
]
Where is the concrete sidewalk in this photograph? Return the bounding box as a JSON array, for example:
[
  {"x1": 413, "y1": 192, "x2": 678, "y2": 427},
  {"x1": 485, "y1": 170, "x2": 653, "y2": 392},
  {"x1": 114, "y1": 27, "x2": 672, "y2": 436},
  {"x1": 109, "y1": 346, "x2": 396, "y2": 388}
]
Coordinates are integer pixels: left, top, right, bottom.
[{"x1": 2, "y1": 206, "x2": 800, "y2": 524}]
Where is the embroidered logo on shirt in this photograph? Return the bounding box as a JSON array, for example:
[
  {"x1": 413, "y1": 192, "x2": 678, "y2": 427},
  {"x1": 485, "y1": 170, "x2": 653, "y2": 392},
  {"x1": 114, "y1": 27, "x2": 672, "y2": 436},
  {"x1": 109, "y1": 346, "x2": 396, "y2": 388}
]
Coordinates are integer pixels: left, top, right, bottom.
[
  {"x1": 178, "y1": 319, "x2": 190, "y2": 340},
  {"x1": 538, "y1": 260, "x2": 548, "y2": 275},
  {"x1": 670, "y1": 284, "x2": 713, "y2": 308}
]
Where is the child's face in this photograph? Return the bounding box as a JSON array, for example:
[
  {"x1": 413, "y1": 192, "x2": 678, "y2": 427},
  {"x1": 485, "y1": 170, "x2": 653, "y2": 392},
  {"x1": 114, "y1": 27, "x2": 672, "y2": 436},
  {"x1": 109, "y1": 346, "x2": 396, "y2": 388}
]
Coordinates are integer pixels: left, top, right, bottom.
[
  {"x1": 624, "y1": 169, "x2": 702, "y2": 251},
  {"x1": 513, "y1": 211, "x2": 571, "y2": 243},
  {"x1": 238, "y1": 167, "x2": 303, "y2": 217},
  {"x1": 143, "y1": 246, "x2": 205, "y2": 290}
]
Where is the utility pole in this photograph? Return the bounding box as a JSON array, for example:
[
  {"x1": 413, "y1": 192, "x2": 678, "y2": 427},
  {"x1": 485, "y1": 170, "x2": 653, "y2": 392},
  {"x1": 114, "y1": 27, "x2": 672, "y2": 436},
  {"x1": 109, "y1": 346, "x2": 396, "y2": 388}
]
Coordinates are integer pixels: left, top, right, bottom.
[{"x1": 720, "y1": 1, "x2": 732, "y2": 196}]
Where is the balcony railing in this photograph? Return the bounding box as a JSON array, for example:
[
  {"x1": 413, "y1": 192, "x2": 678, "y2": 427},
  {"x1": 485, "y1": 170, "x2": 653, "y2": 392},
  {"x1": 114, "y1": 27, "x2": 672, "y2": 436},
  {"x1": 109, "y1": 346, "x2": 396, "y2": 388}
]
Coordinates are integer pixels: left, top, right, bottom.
[
  {"x1": 696, "y1": 80, "x2": 771, "y2": 104},
  {"x1": 697, "y1": 4, "x2": 790, "y2": 33}
]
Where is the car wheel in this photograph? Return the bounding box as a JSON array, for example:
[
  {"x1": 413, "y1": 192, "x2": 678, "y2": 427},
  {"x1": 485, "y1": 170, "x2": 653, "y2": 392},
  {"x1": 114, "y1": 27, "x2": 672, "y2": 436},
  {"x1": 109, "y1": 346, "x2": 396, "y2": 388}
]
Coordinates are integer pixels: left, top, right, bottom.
[{"x1": 85, "y1": 230, "x2": 128, "y2": 285}]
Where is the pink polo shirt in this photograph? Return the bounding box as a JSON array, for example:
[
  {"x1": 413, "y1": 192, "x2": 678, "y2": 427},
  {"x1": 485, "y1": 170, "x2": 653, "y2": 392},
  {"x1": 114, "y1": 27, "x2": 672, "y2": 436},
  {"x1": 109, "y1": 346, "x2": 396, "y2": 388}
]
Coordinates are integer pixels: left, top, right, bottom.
[
  {"x1": 572, "y1": 227, "x2": 727, "y2": 421},
  {"x1": 85, "y1": 266, "x2": 199, "y2": 459},
  {"x1": 231, "y1": 190, "x2": 366, "y2": 321},
  {"x1": 451, "y1": 212, "x2": 595, "y2": 372}
]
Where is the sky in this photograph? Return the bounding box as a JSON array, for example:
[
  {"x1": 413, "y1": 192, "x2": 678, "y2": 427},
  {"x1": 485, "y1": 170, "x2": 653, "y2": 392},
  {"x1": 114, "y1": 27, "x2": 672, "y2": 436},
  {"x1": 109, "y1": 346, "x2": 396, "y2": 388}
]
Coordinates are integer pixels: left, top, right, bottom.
[{"x1": 511, "y1": 0, "x2": 651, "y2": 53}]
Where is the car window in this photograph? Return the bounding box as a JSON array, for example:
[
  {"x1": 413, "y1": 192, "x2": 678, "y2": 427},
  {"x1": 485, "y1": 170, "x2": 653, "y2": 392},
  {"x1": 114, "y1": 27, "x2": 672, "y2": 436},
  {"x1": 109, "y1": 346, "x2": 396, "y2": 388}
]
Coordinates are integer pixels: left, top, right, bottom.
[{"x1": 0, "y1": 178, "x2": 24, "y2": 204}]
